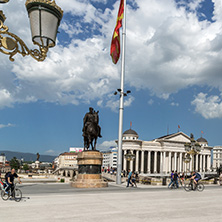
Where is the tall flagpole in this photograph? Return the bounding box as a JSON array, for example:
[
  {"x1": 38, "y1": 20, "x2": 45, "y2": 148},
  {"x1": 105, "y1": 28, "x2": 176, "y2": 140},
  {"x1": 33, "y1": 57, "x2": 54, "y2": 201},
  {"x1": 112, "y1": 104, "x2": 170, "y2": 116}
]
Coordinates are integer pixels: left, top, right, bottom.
[{"x1": 116, "y1": 0, "x2": 126, "y2": 185}]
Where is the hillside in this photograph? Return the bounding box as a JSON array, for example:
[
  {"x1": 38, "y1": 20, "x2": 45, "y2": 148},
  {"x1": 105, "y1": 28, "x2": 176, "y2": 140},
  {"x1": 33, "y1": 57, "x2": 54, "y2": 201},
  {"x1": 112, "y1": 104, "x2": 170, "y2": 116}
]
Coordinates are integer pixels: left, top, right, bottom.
[{"x1": 0, "y1": 150, "x2": 57, "y2": 162}]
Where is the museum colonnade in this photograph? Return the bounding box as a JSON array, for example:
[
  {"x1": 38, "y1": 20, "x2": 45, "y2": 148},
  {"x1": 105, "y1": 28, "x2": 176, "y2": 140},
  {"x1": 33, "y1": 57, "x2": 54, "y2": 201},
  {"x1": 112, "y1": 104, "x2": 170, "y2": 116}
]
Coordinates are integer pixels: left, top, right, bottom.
[{"x1": 122, "y1": 149, "x2": 211, "y2": 174}]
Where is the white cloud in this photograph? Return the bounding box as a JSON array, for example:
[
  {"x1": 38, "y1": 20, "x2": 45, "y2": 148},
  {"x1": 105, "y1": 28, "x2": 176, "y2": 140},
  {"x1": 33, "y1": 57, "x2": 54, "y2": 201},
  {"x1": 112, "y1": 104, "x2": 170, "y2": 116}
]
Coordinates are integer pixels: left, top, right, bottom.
[
  {"x1": 0, "y1": 0, "x2": 222, "y2": 111},
  {"x1": 191, "y1": 92, "x2": 222, "y2": 119},
  {"x1": 44, "y1": 149, "x2": 63, "y2": 156},
  {"x1": 148, "y1": 99, "x2": 154, "y2": 105},
  {"x1": 0, "y1": 123, "x2": 15, "y2": 129},
  {"x1": 105, "y1": 96, "x2": 134, "y2": 112},
  {"x1": 171, "y1": 102, "x2": 179, "y2": 107},
  {"x1": 97, "y1": 140, "x2": 116, "y2": 151}
]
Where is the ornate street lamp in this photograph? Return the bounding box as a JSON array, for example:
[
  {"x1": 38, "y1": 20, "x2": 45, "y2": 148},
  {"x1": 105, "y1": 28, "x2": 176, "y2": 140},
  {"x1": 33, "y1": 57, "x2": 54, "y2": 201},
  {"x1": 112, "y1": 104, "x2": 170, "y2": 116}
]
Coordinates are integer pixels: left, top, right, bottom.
[
  {"x1": 184, "y1": 154, "x2": 191, "y2": 177},
  {"x1": 0, "y1": 0, "x2": 63, "y2": 61},
  {"x1": 124, "y1": 152, "x2": 135, "y2": 162},
  {"x1": 124, "y1": 151, "x2": 135, "y2": 173},
  {"x1": 184, "y1": 134, "x2": 202, "y2": 172}
]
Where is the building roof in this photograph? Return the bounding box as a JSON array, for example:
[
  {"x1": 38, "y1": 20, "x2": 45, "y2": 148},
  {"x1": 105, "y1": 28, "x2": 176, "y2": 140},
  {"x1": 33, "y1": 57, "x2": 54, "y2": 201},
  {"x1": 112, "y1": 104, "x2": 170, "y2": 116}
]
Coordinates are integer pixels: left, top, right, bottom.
[
  {"x1": 155, "y1": 131, "x2": 191, "y2": 141},
  {"x1": 197, "y1": 137, "x2": 208, "y2": 143},
  {"x1": 123, "y1": 129, "x2": 138, "y2": 136}
]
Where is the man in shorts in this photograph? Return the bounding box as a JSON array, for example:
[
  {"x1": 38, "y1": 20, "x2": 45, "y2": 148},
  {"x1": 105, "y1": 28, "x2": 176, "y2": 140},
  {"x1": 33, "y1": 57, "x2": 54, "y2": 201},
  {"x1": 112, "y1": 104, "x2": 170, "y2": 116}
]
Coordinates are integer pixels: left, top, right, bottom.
[{"x1": 191, "y1": 171, "x2": 201, "y2": 189}]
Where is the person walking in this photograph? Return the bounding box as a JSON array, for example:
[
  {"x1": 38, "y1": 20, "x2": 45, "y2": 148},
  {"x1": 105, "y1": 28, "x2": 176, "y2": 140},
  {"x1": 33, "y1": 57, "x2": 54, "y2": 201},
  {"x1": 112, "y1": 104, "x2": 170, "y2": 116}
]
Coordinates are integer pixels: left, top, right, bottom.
[
  {"x1": 168, "y1": 170, "x2": 174, "y2": 188},
  {"x1": 173, "y1": 170, "x2": 179, "y2": 188},
  {"x1": 219, "y1": 172, "x2": 222, "y2": 186},
  {"x1": 126, "y1": 169, "x2": 133, "y2": 187}
]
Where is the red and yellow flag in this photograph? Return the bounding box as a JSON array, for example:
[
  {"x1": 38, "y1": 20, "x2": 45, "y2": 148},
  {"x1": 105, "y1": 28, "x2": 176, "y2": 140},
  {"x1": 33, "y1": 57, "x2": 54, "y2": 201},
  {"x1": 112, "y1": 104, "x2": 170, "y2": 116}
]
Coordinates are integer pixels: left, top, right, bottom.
[{"x1": 110, "y1": 0, "x2": 124, "y2": 64}]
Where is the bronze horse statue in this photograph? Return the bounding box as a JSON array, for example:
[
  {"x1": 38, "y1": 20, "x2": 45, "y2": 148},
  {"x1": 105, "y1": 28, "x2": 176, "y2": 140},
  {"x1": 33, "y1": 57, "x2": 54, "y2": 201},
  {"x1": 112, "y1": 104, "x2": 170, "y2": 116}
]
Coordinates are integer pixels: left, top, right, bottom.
[{"x1": 83, "y1": 111, "x2": 99, "y2": 151}]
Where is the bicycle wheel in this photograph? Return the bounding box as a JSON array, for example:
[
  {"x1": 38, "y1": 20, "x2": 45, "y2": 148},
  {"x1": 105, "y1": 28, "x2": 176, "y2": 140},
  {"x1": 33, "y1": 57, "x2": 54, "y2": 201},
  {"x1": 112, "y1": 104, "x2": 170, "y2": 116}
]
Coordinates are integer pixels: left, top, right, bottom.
[
  {"x1": 184, "y1": 183, "x2": 192, "y2": 191},
  {"x1": 1, "y1": 190, "x2": 9, "y2": 201},
  {"x1": 197, "y1": 183, "x2": 204, "y2": 192},
  {"x1": 12, "y1": 188, "x2": 22, "y2": 202}
]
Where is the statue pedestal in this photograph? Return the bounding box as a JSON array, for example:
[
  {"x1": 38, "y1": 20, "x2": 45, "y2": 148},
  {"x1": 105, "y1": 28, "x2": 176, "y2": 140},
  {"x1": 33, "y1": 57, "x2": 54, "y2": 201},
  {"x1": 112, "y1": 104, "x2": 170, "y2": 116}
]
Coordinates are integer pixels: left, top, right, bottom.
[
  {"x1": 35, "y1": 160, "x2": 40, "y2": 169},
  {"x1": 71, "y1": 150, "x2": 108, "y2": 188}
]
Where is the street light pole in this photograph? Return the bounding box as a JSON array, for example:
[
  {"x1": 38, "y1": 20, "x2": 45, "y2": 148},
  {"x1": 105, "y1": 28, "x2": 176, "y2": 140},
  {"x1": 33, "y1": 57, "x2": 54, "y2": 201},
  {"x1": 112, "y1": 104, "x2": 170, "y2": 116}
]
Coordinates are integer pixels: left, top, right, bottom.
[{"x1": 184, "y1": 134, "x2": 201, "y2": 172}]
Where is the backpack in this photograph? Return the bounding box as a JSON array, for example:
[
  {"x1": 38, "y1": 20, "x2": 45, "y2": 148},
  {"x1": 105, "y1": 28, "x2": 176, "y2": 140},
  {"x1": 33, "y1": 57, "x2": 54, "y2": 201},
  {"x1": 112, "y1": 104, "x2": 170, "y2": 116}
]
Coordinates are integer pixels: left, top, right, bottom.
[
  {"x1": 196, "y1": 173, "x2": 201, "y2": 179},
  {"x1": 5, "y1": 172, "x2": 10, "y2": 181}
]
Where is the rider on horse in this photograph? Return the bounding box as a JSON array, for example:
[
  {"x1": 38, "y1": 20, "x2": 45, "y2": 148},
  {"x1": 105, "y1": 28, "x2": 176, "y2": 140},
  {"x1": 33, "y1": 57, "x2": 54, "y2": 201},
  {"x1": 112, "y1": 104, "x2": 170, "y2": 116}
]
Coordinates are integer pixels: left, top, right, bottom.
[{"x1": 82, "y1": 107, "x2": 102, "y2": 138}]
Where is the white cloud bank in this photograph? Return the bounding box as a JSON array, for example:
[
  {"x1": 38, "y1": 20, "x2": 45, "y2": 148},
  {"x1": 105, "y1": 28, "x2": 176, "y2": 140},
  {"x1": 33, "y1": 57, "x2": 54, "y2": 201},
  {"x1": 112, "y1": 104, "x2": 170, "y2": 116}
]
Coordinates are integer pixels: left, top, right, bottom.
[
  {"x1": 0, "y1": 0, "x2": 221, "y2": 115},
  {"x1": 192, "y1": 92, "x2": 222, "y2": 119}
]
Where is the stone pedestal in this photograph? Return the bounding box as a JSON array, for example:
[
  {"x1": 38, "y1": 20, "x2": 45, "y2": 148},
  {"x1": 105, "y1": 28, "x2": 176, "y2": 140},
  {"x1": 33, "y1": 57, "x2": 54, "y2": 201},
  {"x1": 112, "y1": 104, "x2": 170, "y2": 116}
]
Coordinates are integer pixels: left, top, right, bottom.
[
  {"x1": 71, "y1": 150, "x2": 108, "y2": 188},
  {"x1": 35, "y1": 160, "x2": 40, "y2": 169}
]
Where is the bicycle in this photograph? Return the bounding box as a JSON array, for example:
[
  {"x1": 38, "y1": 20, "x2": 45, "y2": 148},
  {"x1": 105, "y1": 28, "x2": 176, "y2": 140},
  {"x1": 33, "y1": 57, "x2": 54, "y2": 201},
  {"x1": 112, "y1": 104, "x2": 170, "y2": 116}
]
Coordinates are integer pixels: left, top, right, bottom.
[
  {"x1": 184, "y1": 179, "x2": 204, "y2": 192},
  {"x1": 1, "y1": 182, "x2": 22, "y2": 202}
]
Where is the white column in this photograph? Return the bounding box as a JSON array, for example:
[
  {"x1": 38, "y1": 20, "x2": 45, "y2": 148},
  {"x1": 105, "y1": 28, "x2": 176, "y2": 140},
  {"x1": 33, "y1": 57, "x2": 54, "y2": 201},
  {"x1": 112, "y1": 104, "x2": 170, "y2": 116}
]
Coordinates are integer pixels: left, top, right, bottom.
[
  {"x1": 190, "y1": 155, "x2": 193, "y2": 172},
  {"x1": 123, "y1": 150, "x2": 127, "y2": 171},
  {"x1": 207, "y1": 155, "x2": 211, "y2": 171},
  {"x1": 195, "y1": 154, "x2": 199, "y2": 172},
  {"x1": 168, "y1": 152, "x2": 171, "y2": 173},
  {"x1": 130, "y1": 151, "x2": 133, "y2": 171},
  {"x1": 200, "y1": 154, "x2": 203, "y2": 172},
  {"x1": 135, "y1": 150, "x2": 139, "y2": 172},
  {"x1": 174, "y1": 152, "x2": 177, "y2": 171},
  {"x1": 147, "y1": 151, "x2": 151, "y2": 173},
  {"x1": 163, "y1": 151, "x2": 166, "y2": 174},
  {"x1": 183, "y1": 154, "x2": 185, "y2": 172},
  {"x1": 179, "y1": 152, "x2": 182, "y2": 172},
  {"x1": 141, "y1": 151, "x2": 144, "y2": 173},
  {"x1": 154, "y1": 151, "x2": 157, "y2": 173},
  {"x1": 160, "y1": 152, "x2": 163, "y2": 174},
  {"x1": 203, "y1": 155, "x2": 206, "y2": 172}
]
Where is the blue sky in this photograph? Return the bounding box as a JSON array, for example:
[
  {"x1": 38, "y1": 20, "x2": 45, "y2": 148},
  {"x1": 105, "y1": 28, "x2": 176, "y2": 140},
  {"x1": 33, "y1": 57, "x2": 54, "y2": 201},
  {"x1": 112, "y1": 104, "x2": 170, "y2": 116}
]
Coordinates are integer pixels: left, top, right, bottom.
[{"x1": 0, "y1": 0, "x2": 222, "y2": 157}]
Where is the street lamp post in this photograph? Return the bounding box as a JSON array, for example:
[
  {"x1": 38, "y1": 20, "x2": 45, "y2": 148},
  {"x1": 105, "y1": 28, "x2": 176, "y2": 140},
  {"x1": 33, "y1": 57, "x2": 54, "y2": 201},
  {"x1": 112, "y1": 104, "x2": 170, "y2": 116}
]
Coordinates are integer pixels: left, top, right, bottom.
[
  {"x1": 114, "y1": 89, "x2": 131, "y2": 184},
  {"x1": 184, "y1": 134, "x2": 201, "y2": 172},
  {"x1": 184, "y1": 154, "x2": 191, "y2": 178},
  {"x1": 124, "y1": 151, "x2": 135, "y2": 172},
  {"x1": 0, "y1": 0, "x2": 63, "y2": 61}
]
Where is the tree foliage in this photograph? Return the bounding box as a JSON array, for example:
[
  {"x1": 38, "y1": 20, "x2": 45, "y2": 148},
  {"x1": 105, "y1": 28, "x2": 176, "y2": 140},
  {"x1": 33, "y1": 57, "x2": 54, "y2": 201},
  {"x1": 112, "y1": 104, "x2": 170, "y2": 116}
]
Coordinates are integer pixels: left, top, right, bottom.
[
  {"x1": 23, "y1": 163, "x2": 29, "y2": 171},
  {"x1": 10, "y1": 157, "x2": 20, "y2": 171}
]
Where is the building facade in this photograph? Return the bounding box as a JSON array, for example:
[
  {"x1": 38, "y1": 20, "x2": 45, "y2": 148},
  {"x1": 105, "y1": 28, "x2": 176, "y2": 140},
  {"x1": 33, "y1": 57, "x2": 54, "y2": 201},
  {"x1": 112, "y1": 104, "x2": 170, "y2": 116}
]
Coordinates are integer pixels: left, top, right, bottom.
[
  {"x1": 0, "y1": 153, "x2": 11, "y2": 173},
  {"x1": 102, "y1": 148, "x2": 118, "y2": 169},
  {"x1": 213, "y1": 146, "x2": 222, "y2": 169},
  {"x1": 119, "y1": 129, "x2": 212, "y2": 175},
  {"x1": 58, "y1": 152, "x2": 78, "y2": 168}
]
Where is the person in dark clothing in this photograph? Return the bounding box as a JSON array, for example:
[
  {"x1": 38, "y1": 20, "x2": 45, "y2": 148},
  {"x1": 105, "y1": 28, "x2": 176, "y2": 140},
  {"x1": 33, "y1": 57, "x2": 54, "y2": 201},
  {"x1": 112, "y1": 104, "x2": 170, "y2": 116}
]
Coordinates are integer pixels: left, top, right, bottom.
[
  {"x1": 191, "y1": 171, "x2": 201, "y2": 190},
  {"x1": 168, "y1": 170, "x2": 174, "y2": 188},
  {"x1": 5, "y1": 169, "x2": 21, "y2": 197},
  {"x1": 173, "y1": 170, "x2": 179, "y2": 188}
]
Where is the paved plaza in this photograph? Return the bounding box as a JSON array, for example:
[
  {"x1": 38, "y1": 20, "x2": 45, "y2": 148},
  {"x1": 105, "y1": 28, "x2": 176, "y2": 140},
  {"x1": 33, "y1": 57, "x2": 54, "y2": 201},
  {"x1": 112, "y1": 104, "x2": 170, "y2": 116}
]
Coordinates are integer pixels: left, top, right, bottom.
[{"x1": 1, "y1": 183, "x2": 222, "y2": 222}]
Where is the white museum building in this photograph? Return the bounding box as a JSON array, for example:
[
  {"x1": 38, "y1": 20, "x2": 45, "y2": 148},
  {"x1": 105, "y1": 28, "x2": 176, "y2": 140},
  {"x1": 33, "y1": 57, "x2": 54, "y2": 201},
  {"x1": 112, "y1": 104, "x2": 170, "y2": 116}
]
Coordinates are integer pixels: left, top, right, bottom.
[{"x1": 119, "y1": 129, "x2": 213, "y2": 175}]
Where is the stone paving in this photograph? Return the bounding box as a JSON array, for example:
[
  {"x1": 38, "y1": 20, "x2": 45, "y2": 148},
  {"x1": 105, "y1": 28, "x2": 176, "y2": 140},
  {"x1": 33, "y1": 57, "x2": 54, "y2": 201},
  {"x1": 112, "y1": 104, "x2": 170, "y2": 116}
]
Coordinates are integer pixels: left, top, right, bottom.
[{"x1": 0, "y1": 183, "x2": 222, "y2": 222}]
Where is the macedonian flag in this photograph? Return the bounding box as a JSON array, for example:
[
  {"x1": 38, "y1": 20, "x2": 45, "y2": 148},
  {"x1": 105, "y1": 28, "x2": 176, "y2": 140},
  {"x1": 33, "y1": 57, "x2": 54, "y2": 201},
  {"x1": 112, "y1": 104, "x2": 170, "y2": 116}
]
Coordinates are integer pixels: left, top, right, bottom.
[{"x1": 110, "y1": 0, "x2": 124, "y2": 64}]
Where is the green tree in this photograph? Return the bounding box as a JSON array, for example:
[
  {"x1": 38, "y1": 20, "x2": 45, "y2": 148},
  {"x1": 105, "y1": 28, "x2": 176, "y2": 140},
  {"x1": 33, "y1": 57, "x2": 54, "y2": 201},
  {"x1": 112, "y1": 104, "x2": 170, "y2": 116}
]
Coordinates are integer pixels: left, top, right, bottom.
[
  {"x1": 10, "y1": 157, "x2": 20, "y2": 171},
  {"x1": 23, "y1": 163, "x2": 29, "y2": 172}
]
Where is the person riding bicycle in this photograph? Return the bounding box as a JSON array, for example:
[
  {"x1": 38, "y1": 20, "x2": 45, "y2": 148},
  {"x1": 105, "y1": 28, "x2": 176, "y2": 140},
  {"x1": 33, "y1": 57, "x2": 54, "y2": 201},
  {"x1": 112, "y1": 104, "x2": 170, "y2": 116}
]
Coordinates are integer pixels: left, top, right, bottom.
[
  {"x1": 191, "y1": 171, "x2": 201, "y2": 190},
  {"x1": 5, "y1": 168, "x2": 21, "y2": 196}
]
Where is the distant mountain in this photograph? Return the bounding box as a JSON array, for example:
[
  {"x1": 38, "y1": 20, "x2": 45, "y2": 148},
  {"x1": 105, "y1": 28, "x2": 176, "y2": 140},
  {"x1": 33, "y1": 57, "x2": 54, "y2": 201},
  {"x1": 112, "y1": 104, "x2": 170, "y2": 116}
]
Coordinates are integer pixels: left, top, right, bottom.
[{"x1": 0, "y1": 150, "x2": 56, "y2": 162}]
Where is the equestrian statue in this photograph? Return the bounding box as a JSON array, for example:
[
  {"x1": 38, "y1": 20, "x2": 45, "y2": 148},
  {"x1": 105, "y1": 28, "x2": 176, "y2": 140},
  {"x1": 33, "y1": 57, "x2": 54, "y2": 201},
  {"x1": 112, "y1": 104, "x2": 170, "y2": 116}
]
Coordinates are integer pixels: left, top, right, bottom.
[{"x1": 82, "y1": 107, "x2": 102, "y2": 150}]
